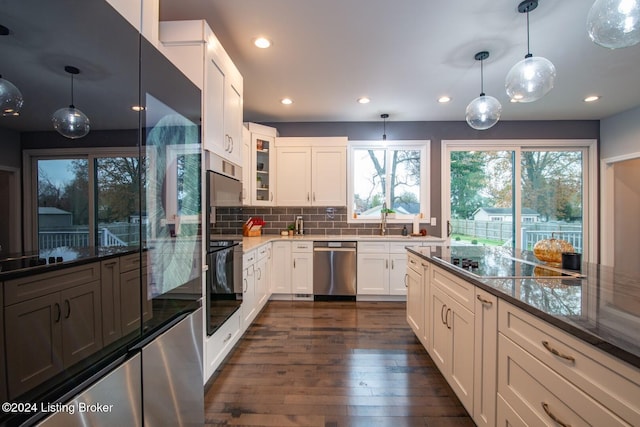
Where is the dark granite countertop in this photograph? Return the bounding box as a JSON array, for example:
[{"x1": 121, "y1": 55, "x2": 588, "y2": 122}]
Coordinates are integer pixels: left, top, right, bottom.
[
  {"x1": 407, "y1": 245, "x2": 640, "y2": 369},
  {"x1": 0, "y1": 246, "x2": 141, "y2": 281}
]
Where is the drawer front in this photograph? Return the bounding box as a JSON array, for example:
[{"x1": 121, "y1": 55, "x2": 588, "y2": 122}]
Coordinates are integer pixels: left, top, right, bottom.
[
  {"x1": 119, "y1": 252, "x2": 146, "y2": 273},
  {"x1": 498, "y1": 333, "x2": 627, "y2": 427},
  {"x1": 243, "y1": 249, "x2": 256, "y2": 265},
  {"x1": 291, "y1": 241, "x2": 312, "y2": 253},
  {"x1": 389, "y1": 242, "x2": 410, "y2": 253},
  {"x1": 407, "y1": 253, "x2": 422, "y2": 274},
  {"x1": 5, "y1": 262, "x2": 101, "y2": 305},
  {"x1": 498, "y1": 300, "x2": 640, "y2": 424},
  {"x1": 431, "y1": 265, "x2": 474, "y2": 313},
  {"x1": 357, "y1": 242, "x2": 389, "y2": 253},
  {"x1": 256, "y1": 244, "x2": 269, "y2": 261},
  {"x1": 206, "y1": 310, "x2": 240, "y2": 374}
]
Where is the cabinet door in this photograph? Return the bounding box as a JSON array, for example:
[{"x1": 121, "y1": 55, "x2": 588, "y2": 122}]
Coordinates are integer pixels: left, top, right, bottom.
[
  {"x1": 255, "y1": 254, "x2": 269, "y2": 309},
  {"x1": 406, "y1": 260, "x2": 423, "y2": 337},
  {"x1": 242, "y1": 126, "x2": 251, "y2": 205},
  {"x1": 312, "y1": 146, "x2": 346, "y2": 206},
  {"x1": 389, "y1": 252, "x2": 408, "y2": 295},
  {"x1": 357, "y1": 253, "x2": 389, "y2": 295},
  {"x1": 120, "y1": 269, "x2": 143, "y2": 336},
  {"x1": 276, "y1": 146, "x2": 311, "y2": 206},
  {"x1": 474, "y1": 291, "x2": 498, "y2": 427},
  {"x1": 429, "y1": 285, "x2": 451, "y2": 373},
  {"x1": 0, "y1": 289, "x2": 5, "y2": 402},
  {"x1": 421, "y1": 261, "x2": 431, "y2": 349},
  {"x1": 271, "y1": 242, "x2": 291, "y2": 293},
  {"x1": 204, "y1": 57, "x2": 225, "y2": 154},
  {"x1": 253, "y1": 134, "x2": 276, "y2": 205},
  {"x1": 101, "y1": 259, "x2": 122, "y2": 346},
  {"x1": 448, "y1": 296, "x2": 474, "y2": 413},
  {"x1": 291, "y1": 253, "x2": 313, "y2": 294},
  {"x1": 5, "y1": 293, "x2": 63, "y2": 398},
  {"x1": 241, "y1": 264, "x2": 256, "y2": 328},
  {"x1": 224, "y1": 82, "x2": 243, "y2": 164},
  {"x1": 60, "y1": 280, "x2": 103, "y2": 367}
]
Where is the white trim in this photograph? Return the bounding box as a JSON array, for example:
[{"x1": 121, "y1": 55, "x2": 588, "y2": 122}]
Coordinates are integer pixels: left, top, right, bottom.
[
  {"x1": 600, "y1": 151, "x2": 640, "y2": 266},
  {"x1": 347, "y1": 140, "x2": 430, "y2": 224},
  {"x1": 442, "y1": 139, "x2": 597, "y2": 262}
]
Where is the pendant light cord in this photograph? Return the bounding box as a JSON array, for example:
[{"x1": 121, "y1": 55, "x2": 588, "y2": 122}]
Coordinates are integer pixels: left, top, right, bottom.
[
  {"x1": 480, "y1": 57, "x2": 485, "y2": 96},
  {"x1": 525, "y1": 9, "x2": 532, "y2": 58},
  {"x1": 70, "y1": 73, "x2": 75, "y2": 108}
]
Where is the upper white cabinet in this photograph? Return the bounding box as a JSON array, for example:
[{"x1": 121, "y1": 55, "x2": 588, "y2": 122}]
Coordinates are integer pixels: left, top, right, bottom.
[
  {"x1": 245, "y1": 123, "x2": 278, "y2": 206},
  {"x1": 275, "y1": 137, "x2": 347, "y2": 206},
  {"x1": 159, "y1": 20, "x2": 243, "y2": 165}
]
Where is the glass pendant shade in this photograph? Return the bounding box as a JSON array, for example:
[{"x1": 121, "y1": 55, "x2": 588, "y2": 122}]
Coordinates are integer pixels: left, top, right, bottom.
[
  {"x1": 0, "y1": 75, "x2": 24, "y2": 116},
  {"x1": 466, "y1": 95, "x2": 502, "y2": 130},
  {"x1": 505, "y1": 55, "x2": 556, "y2": 103},
  {"x1": 587, "y1": 0, "x2": 640, "y2": 49},
  {"x1": 52, "y1": 66, "x2": 90, "y2": 139},
  {"x1": 52, "y1": 106, "x2": 90, "y2": 139}
]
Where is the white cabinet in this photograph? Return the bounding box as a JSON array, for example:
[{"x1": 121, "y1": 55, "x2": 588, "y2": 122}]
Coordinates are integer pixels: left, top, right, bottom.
[
  {"x1": 255, "y1": 244, "x2": 271, "y2": 309},
  {"x1": 275, "y1": 137, "x2": 347, "y2": 206},
  {"x1": 497, "y1": 300, "x2": 640, "y2": 426},
  {"x1": 204, "y1": 309, "x2": 240, "y2": 381},
  {"x1": 159, "y1": 20, "x2": 243, "y2": 164},
  {"x1": 271, "y1": 241, "x2": 292, "y2": 295},
  {"x1": 428, "y1": 264, "x2": 475, "y2": 414},
  {"x1": 406, "y1": 253, "x2": 425, "y2": 338},
  {"x1": 291, "y1": 241, "x2": 313, "y2": 295},
  {"x1": 241, "y1": 249, "x2": 257, "y2": 329},
  {"x1": 357, "y1": 242, "x2": 408, "y2": 296},
  {"x1": 473, "y1": 289, "x2": 498, "y2": 427},
  {"x1": 245, "y1": 123, "x2": 277, "y2": 206}
]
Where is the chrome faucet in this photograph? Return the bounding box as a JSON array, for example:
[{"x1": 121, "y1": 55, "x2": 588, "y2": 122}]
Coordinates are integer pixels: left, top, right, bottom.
[
  {"x1": 295, "y1": 216, "x2": 304, "y2": 235},
  {"x1": 380, "y1": 202, "x2": 387, "y2": 236}
]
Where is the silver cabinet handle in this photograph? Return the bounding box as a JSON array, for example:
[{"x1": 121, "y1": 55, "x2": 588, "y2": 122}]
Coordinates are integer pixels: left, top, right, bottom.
[
  {"x1": 404, "y1": 273, "x2": 408, "y2": 288},
  {"x1": 385, "y1": 259, "x2": 389, "y2": 269},
  {"x1": 243, "y1": 277, "x2": 248, "y2": 293},
  {"x1": 313, "y1": 192, "x2": 316, "y2": 202},
  {"x1": 476, "y1": 294, "x2": 493, "y2": 306},
  {"x1": 54, "y1": 302, "x2": 61, "y2": 323},
  {"x1": 223, "y1": 332, "x2": 233, "y2": 343},
  {"x1": 257, "y1": 267, "x2": 262, "y2": 280},
  {"x1": 64, "y1": 299, "x2": 71, "y2": 319},
  {"x1": 542, "y1": 341, "x2": 576, "y2": 363},
  {"x1": 307, "y1": 192, "x2": 310, "y2": 201},
  {"x1": 541, "y1": 402, "x2": 571, "y2": 427},
  {"x1": 409, "y1": 258, "x2": 417, "y2": 265},
  {"x1": 440, "y1": 304, "x2": 447, "y2": 325},
  {"x1": 446, "y1": 308, "x2": 452, "y2": 329}
]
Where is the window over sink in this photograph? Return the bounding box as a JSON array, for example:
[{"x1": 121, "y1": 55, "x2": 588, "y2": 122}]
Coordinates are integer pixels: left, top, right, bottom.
[{"x1": 348, "y1": 140, "x2": 430, "y2": 223}]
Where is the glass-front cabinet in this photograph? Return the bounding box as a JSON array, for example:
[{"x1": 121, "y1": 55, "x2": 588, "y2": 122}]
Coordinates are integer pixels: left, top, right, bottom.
[{"x1": 245, "y1": 123, "x2": 277, "y2": 206}]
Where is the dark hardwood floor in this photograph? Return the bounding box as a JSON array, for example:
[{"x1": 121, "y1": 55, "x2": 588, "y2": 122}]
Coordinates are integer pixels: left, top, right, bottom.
[{"x1": 204, "y1": 301, "x2": 475, "y2": 427}]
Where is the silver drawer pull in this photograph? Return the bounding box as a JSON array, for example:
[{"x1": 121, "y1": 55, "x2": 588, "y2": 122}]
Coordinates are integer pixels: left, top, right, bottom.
[
  {"x1": 223, "y1": 333, "x2": 232, "y2": 343},
  {"x1": 476, "y1": 294, "x2": 493, "y2": 306},
  {"x1": 541, "y1": 402, "x2": 571, "y2": 427},
  {"x1": 542, "y1": 341, "x2": 576, "y2": 363}
]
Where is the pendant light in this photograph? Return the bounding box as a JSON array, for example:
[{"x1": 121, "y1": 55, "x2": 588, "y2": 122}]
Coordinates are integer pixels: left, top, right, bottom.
[
  {"x1": 381, "y1": 113, "x2": 388, "y2": 141},
  {"x1": 587, "y1": 0, "x2": 640, "y2": 49},
  {"x1": 465, "y1": 51, "x2": 502, "y2": 130},
  {"x1": 505, "y1": 0, "x2": 556, "y2": 103},
  {"x1": 0, "y1": 25, "x2": 23, "y2": 116},
  {"x1": 52, "y1": 66, "x2": 90, "y2": 139},
  {"x1": 0, "y1": 75, "x2": 23, "y2": 116}
]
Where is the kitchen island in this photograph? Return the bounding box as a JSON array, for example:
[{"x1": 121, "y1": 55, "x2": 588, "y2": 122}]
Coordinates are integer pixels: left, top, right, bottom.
[{"x1": 407, "y1": 245, "x2": 640, "y2": 426}]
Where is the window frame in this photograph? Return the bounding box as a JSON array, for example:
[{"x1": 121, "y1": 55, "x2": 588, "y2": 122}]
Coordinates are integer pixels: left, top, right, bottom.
[
  {"x1": 347, "y1": 140, "x2": 430, "y2": 224},
  {"x1": 442, "y1": 139, "x2": 598, "y2": 263},
  {"x1": 23, "y1": 147, "x2": 141, "y2": 251}
]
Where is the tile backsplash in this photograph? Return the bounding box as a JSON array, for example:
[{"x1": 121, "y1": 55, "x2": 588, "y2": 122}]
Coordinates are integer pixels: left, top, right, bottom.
[{"x1": 212, "y1": 206, "x2": 416, "y2": 236}]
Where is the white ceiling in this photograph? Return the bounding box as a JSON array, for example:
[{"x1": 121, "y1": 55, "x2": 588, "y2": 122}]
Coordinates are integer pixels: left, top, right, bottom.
[{"x1": 159, "y1": 0, "x2": 640, "y2": 123}]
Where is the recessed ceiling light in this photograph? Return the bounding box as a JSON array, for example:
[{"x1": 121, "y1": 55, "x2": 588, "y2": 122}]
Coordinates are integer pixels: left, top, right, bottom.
[
  {"x1": 438, "y1": 96, "x2": 451, "y2": 103},
  {"x1": 584, "y1": 95, "x2": 600, "y2": 102},
  {"x1": 281, "y1": 98, "x2": 293, "y2": 105},
  {"x1": 254, "y1": 37, "x2": 272, "y2": 49},
  {"x1": 357, "y1": 97, "x2": 370, "y2": 104}
]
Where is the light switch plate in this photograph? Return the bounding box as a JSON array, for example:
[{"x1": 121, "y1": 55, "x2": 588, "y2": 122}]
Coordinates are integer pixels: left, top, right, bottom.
[{"x1": 430, "y1": 217, "x2": 437, "y2": 226}]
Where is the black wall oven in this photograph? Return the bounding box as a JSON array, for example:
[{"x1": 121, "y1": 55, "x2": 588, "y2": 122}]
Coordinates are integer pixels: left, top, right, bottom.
[{"x1": 206, "y1": 240, "x2": 242, "y2": 335}]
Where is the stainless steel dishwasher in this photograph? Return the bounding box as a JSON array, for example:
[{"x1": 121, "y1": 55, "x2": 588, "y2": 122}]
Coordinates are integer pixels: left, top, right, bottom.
[{"x1": 313, "y1": 241, "x2": 357, "y2": 299}]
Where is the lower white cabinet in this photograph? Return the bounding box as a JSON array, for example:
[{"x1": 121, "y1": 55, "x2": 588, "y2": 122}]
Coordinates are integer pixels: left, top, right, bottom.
[
  {"x1": 204, "y1": 309, "x2": 240, "y2": 381},
  {"x1": 429, "y1": 281, "x2": 475, "y2": 413},
  {"x1": 270, "y1": 241, "x2": 292, "y2": 295},
  {"x1": 254, "y1": 244, "x2": 271, "y2": 309},
  {"x1": 357, "y1": 242, "x2": 408, "y2": 296},
  {"x1": 241, "y1": 250, "x2": 257, "y2": 328},
  {"x1": 497, "y1": 300, "x2": 640, "y2": 426},
  {"x1": 291, "y1": 241, "x2": 313, "y2": 295},
  {"x1": 406, "y1": 254, "x2": 424, "y2": 340},
  {"x1": 473, "y1": 289, "x2": 498, "y2": 427}
]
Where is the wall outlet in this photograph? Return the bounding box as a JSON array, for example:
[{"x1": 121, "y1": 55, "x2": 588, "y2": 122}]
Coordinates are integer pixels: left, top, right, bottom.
[{"x1": 430, "y1": 217, "x2": 437, "y2": 226}]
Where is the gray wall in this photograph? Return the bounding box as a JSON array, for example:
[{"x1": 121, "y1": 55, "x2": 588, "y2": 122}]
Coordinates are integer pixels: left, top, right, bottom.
[
  {"x1": 600, "y1": 105, "x2": 640, "y2": 159},
  {"x1": 0, "y1": 128, "x2": 21, "y2": 169}
]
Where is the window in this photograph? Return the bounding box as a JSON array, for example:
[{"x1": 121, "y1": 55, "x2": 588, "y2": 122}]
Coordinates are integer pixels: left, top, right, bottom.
[
  {"x1": 25, "y1": 148, "x2": 142, "y2": 251},
  {"x1": 348, "y1": 141, "x2": 429, "y2": 222}
]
